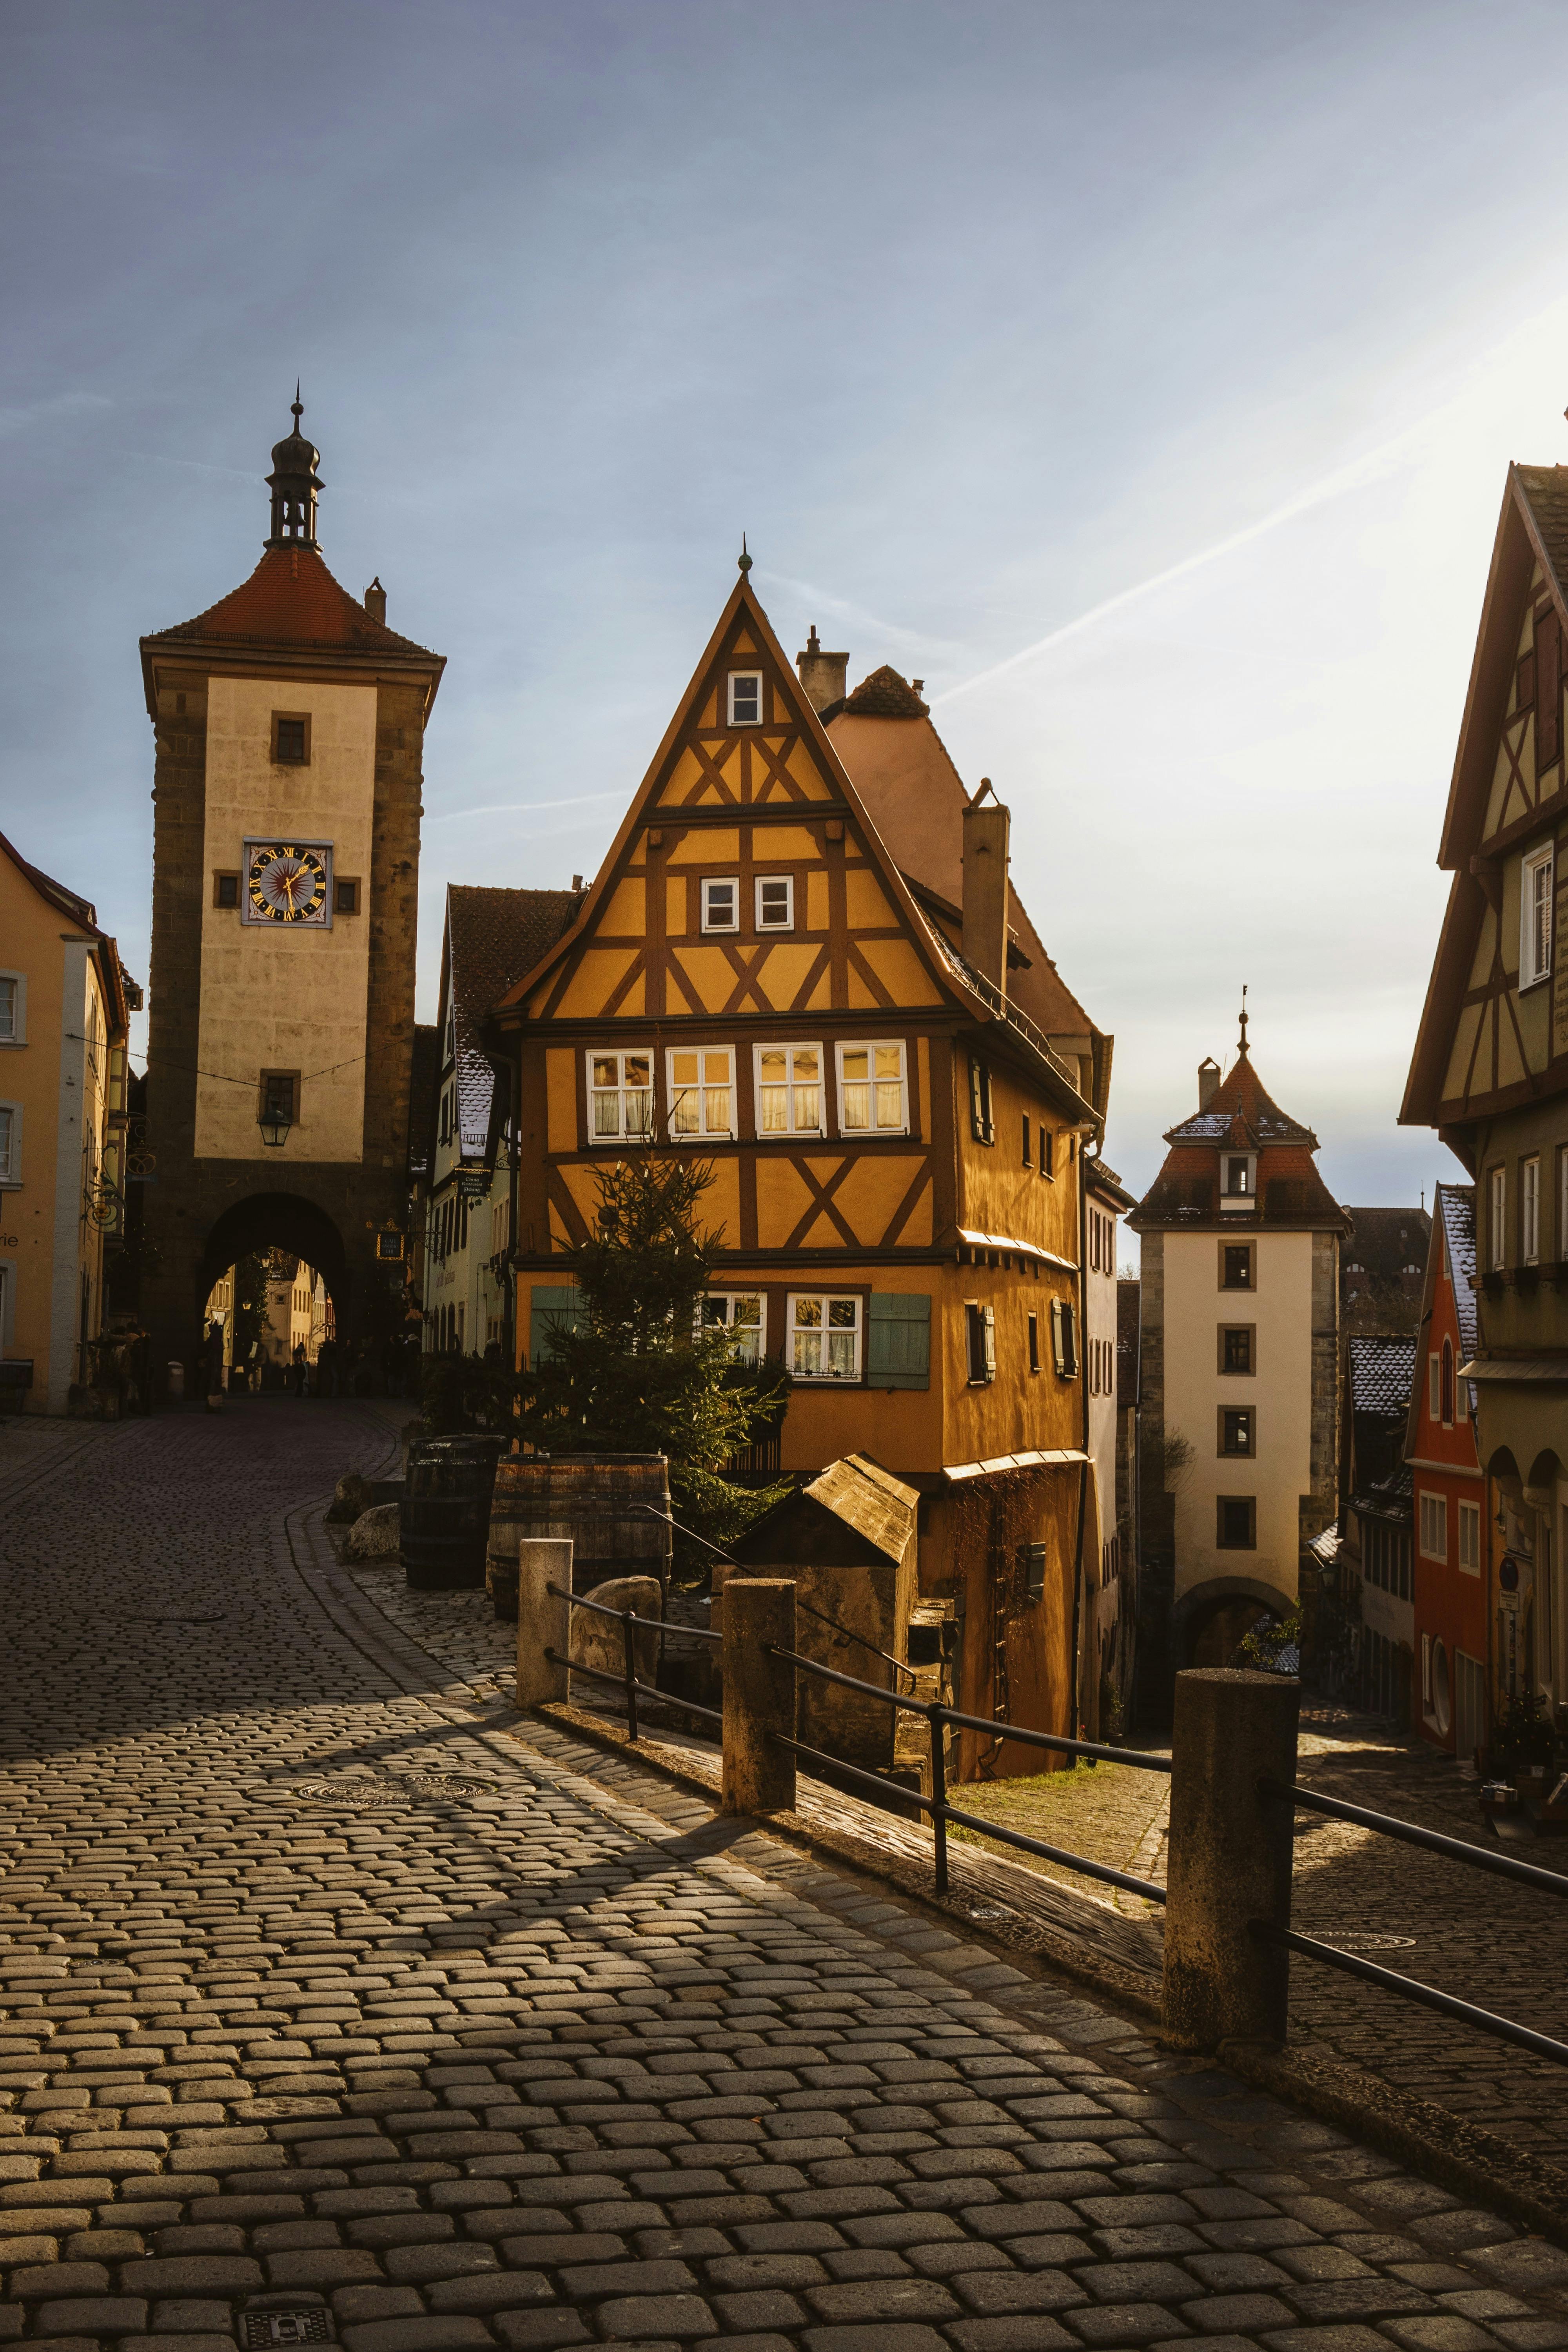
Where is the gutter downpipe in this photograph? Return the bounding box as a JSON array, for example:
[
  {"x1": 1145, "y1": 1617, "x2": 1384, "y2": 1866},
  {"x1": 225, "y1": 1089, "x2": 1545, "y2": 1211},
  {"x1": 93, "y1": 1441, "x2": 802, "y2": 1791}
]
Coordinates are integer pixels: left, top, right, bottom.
[{"x1": 1069, "y1": 1134, "x2": 1091, "y2": 1745}]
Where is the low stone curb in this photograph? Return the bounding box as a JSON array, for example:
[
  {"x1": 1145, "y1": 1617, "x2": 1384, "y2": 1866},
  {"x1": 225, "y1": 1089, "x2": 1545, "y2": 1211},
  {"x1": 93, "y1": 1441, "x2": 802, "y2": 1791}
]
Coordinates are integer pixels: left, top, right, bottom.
[{"x1": 532, "y1": 1696, "x2": 1568, "y2": 2247}]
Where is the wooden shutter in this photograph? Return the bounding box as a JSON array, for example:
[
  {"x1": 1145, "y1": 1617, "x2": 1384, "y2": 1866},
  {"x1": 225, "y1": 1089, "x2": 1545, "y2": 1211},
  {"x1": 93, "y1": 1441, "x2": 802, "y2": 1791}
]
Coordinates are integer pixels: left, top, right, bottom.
[
  {"x1": 982, "y1": 1304, "x2": 996, "y2": 1380},
  {"x1": 1051, "y1": 1297, "x2": 1078, "y2": 1377},
  {"x1": 530, "y1": 1284, "x2": 581, "y2": 1369},
  {"x1": 1539, "y1": 610, "x2": 1562, "y2": 773},
  {"x1": 866, "y1": 1292, "x2": 931, "y2": 1389}
]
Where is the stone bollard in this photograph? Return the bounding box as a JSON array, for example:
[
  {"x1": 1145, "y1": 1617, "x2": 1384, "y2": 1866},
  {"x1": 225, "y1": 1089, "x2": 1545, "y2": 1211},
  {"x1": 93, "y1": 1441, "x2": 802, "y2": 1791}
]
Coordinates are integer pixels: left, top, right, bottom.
[
  {"x1": 1161, "y1": 1666, "x2": 1300, "y2": 2051},
  {"x1": 515, "y1": 1538, "x2": 573, "y2": 1711},
  {"x1": 722, "y1": 1578, "x2": 797, "y2": 1816}
]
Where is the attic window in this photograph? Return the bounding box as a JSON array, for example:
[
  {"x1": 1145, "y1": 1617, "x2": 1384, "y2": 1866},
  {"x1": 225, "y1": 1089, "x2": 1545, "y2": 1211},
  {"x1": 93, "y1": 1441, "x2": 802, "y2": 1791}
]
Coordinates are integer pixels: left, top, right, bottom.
[
  {"x1": 728, "y1": 672, "x2": 762, "y2": 726},
  {"x1": 1522, "y1": 845, "x2": 1554, "y2": 987},
  {"x1": 1223, "y1": 1153, "x2": 1255, "y2": 1200}
]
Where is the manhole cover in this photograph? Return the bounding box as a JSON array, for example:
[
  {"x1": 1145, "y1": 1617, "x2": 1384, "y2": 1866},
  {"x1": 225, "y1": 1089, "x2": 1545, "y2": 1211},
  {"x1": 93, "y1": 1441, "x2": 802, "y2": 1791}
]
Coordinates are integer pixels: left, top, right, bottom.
[
  {"x1": 279, "y1": 1771, "x2": 495, "y2": 1809},
  {"x1": 1320, "y1": 1932, "x2": 1416, "y2": 1951}
]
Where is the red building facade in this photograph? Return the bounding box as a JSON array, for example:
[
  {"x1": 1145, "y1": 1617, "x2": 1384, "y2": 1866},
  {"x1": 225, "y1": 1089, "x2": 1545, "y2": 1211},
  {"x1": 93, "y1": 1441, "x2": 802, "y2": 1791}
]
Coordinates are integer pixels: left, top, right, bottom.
[{"x1": 1408, "y1": 1183, "x2": 1488, "y2": 1762}]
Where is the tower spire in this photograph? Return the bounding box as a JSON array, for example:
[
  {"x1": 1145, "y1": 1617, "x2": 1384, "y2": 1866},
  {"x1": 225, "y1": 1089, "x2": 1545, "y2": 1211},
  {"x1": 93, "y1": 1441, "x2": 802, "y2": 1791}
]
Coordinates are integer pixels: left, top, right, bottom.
[
  {"x1": 1237, "y1": 983, "x2": 1250, "y2": 1059},
  {"x1": 265, "y1": 390, "x2": 323, "y2": 550}
]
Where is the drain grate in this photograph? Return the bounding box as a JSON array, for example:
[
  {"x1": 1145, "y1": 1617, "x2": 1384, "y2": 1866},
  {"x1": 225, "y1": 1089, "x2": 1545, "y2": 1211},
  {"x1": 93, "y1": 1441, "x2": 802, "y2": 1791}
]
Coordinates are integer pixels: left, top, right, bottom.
[{"x1": 241, "y1": 2310, "x2": 333, "y2": 2347}]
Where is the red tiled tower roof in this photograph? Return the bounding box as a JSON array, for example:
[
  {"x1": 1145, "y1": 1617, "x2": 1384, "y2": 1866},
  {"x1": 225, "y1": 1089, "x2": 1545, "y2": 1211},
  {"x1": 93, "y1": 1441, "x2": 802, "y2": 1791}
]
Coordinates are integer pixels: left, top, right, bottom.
[
  {"x1": 1131, "y1": 1044, "x2": 1350, "y2": 1234},
  {"x1": 145, "y1": 544, "x2": 437, "y2": 660}
]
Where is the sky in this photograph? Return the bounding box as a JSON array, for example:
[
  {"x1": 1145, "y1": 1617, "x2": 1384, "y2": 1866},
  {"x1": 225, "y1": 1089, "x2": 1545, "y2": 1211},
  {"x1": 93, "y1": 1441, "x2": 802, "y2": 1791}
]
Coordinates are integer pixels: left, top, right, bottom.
[{"x1": 6, "y1": 0, "x2": 1568, "y2": 1235}]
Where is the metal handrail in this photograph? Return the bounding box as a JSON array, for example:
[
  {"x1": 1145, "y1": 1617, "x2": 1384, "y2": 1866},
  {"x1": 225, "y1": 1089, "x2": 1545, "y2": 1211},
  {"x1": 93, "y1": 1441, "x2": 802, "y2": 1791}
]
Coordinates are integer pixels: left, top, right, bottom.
[
  {"x1": 634, "y1": 1506, "x2": 908, "y2": 1681},
  {"x1": 1261, "y1": 1776, "x2": 1568, "y2": 1897},
  {"x1": 544, "y1": 1646, "x2": 722, "y2": 1733},
  {"x1": 764, "y1": 1642, "x2": 1168, "y2": 1898},
  {"x1": 766, "y1": 1644, "x2": 1171, "y2": 1770},
  {"x1": 547, "y1": 1582, "x2": 719, "y2": 1740},
  {"x1": 1251, "y1": 1920, "x2": 1568, "y2": 2069}
]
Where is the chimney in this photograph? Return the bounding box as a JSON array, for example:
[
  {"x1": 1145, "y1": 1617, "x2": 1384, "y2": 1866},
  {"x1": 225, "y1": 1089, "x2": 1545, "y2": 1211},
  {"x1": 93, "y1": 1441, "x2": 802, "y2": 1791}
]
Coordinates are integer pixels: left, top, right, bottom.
[
  {"x1": 797, "y1": 624, "x2": 849, "y2": 714},
  {"x1": 1198, "y1": 1056, "x2": 1220, "y2": 1111},
  {"x1": 961, "y1": 780, "x2": 1010, "y2": 998},
  {"x1": 364, "y1": 576, "x2": 387, "y2": 625}
]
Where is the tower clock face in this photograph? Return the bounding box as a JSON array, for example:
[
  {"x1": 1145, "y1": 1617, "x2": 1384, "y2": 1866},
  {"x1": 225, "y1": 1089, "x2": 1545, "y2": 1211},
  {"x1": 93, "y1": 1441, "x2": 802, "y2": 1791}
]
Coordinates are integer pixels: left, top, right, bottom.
[{"x1": 244, "y1": 840, "x2": 332, "y2": 926}]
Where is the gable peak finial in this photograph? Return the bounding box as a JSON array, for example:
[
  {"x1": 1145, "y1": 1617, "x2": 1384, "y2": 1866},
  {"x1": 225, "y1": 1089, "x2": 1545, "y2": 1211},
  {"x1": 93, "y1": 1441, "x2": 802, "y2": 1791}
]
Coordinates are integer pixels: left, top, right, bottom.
[
  {"x1": 1238, "y1": 982, "x2": 1250, "y2": 1058},
  {"x1": 738, "y1": 533, "x2": 752, "y2": 576}
]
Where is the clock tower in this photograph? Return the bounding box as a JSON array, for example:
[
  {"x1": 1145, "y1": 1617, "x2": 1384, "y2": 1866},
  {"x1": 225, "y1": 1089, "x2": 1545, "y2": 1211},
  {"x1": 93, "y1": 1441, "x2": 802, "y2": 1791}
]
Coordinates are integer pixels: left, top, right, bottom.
[{"x1": 138, "y1": 399, "x2": 446, "y2": 1387}]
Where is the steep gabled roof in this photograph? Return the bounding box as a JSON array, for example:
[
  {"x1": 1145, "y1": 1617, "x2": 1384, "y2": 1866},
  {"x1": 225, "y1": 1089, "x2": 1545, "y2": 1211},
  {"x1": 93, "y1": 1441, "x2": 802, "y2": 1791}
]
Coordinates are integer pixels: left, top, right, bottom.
[
  {"x1": 0, "y1": 830, "x2": 103, "y2": 933},
  {"x1": 145, "y1": 544, "x2": 438, "y2": 661},
  {"x1": 1349, "y1": 1334, "x2": 1417, "y2": 1416},
  {"x1": 492, "y1": 580, "x2": 1096, "y2": 1121},
  {"x1": 1437, "y1": 1180, "x2": 1479, "y2": 1363},
  {"x1": 826, "y1": 668, "x2": 1098, "y2": 1043},
  {"x1": 446, "y1": 886, "x2": 581, "y2": 1161}
]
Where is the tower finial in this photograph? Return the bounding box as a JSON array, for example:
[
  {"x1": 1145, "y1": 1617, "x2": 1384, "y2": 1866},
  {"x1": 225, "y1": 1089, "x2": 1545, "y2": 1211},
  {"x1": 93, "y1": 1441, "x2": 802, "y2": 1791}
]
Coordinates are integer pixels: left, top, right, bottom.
[
  {"x1": 738, "y1": 533, "x2": 752, "y2": 576},
  {"x1": 1238, "y1": 983, "x2": 1249, "y2": 1058},
  {"x1": 266, "y1": 391, "x2": 323, "y2": 550}
]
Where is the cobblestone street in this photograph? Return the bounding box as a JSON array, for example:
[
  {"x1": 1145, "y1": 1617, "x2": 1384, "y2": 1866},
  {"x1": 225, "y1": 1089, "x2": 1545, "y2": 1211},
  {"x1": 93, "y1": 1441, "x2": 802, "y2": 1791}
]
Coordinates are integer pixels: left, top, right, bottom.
[{"x1": 4, "y1": 1401, "x2": 1568, "y2": 2352}]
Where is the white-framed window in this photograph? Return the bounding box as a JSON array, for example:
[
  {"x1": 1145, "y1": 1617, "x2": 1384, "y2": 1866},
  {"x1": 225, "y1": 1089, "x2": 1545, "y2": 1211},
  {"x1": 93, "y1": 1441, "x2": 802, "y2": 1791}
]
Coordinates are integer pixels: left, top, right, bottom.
[
  {"x1": 702, "y1": 1290, "x2": 764, "y2": 1366},
  {"x1": 701, "y1": 877, "x2": 739, "y2": 933},
  {"x1": 1458, "y1": 1499, "x2": 1481, "y2": 1575},
  {"x1": 1521, "y1": 843, "x2": 1553, "y2": 986},
  {"x1": 1490, "y1": 1165, "x2": 1506, "y2": 1270},
  {"x1": 728, "y1": 671, "x2": 763, "y2": 726},
  {"x1": 1418, "y1": 1490, "x2": 1448, "y2": 1563},
  {"x1": 755, "y1": 875, "x2": 794, "y2": 931},
  {"x1": 1223, "y1": 1153, "x2": 1255, "y2": 1198},
  {"x1": 0, "y1": 973, "x2": 24, "y2": 1044},
  {"x1": 1428, "y1": 1354, "x2": 1441, "y2": 1422},
  {"x1": 788, "y1": 1291, "x2": 862, "y2": 1381},
  {"x1": 587, "y1": 1049, "x2": 653, "y2": 1143},
  {"x1": 838, "y1": 1040, "x2": 907, "y2": 1134},
  {"x1": 0, "y1": 1102, "x2": 18, "y2": 1185},
  {"x1": 755, "y1": 1043, "x2": 823, "y2": 1135},
  {"x1": 1523, "y1": 1155, "x2": 1541, "y2": 1265},
  {"x1": 667, "y1": 1045, "x2": 735, "y2": 1140}
]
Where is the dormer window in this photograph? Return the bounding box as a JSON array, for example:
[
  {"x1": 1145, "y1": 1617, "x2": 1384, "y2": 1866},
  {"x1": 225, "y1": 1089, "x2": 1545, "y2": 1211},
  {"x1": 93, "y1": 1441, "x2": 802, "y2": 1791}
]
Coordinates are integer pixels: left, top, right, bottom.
[
  {"x1": 728, "y1": 671, "x2": 763, "y2": 726},
  {"x1": 1221, "y1": 1152, "x2": 1256, "y2": 1209}
]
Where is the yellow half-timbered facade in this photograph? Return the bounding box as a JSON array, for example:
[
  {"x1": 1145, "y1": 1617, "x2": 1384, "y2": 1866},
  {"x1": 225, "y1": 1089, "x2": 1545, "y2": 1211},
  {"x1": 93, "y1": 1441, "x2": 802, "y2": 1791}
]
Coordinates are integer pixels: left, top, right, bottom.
[{"x1": 494, "y1": 571, "x2": 1114, "y2": 1772}]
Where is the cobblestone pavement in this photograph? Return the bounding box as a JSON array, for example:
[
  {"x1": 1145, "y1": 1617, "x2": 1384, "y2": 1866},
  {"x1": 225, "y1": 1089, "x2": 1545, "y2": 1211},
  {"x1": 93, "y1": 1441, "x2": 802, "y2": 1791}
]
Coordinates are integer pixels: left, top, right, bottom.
[
  {"x1": 5, "y1": 1401, "x2": 1568, "y2": 2352},
  {"x1": 358, "y1": 1554, "x2": 1568, "y2": 2176}
]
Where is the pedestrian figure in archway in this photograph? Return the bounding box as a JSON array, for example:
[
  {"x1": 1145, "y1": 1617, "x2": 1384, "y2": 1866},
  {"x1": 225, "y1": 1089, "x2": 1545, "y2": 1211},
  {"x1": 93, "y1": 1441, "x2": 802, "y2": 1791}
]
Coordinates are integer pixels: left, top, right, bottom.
[
  {"x1": 291, "y1": 1339, "x2": 307, "y2": 1398},
  {"x1": 204, "y1": 1317, "x2": 225, "y2": 1413}
]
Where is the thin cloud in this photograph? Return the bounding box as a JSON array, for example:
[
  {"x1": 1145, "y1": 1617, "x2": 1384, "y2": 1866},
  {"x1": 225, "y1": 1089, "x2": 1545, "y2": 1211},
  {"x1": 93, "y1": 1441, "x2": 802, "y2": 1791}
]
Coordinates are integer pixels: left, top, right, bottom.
[
  {"x1": 425, "y1": 789, "x2": 624, "y2": 823},
  {"x1": 760, "y1": 568, "x2": 959, "y2": 661},
  {"x1": 0, "y1": 390, "x2": 111, "y2": 442}
]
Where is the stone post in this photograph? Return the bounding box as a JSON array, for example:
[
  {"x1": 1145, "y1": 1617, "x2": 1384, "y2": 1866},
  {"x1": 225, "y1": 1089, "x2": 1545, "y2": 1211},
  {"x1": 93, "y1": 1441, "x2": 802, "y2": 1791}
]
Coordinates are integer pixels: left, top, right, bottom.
[
  {"x1": 1161, "y1": 1666, "x2": 1299, "y2": 2050},
  {"x1": 515, "y1": 1538, "x2": 572, "y2": 1711},
  {"x1": 722, "y1": 1578, "x2": 797, "y2": 1816}
]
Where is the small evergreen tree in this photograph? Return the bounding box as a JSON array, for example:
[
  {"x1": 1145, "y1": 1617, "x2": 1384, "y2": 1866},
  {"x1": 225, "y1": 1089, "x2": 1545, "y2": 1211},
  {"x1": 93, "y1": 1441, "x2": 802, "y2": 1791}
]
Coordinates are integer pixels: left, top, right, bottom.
[{"x1": 523, "y1": 1154, "x2": 789, "y2": 1570}]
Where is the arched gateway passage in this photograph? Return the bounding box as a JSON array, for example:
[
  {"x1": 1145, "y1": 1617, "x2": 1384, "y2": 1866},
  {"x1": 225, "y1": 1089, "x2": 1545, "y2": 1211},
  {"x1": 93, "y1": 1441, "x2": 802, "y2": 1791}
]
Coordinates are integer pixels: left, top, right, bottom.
[{"x1": 196, "y1": 1192, "x2": 349, "y2": 1331}]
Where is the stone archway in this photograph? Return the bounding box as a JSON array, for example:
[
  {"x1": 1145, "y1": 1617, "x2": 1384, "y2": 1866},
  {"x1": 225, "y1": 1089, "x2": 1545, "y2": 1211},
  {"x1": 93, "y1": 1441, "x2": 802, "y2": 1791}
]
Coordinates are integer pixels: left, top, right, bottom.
[
  {"x1": 1175, "y1": 1573, "x2": 1290, "y2": 1670},
  {"x1": 196, "y1": 1192, "x2": 350, "y2": 1332}
]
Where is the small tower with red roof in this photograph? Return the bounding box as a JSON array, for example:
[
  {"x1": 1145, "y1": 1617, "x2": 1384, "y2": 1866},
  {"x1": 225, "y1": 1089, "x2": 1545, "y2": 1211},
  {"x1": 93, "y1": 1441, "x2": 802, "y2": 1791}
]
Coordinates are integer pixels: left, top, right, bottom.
[
  {"x1": 1129, "y1": 1002, "x2": 1350, "y2": 1685},
  {"x1": 137, "y1": 398, "x2": 446, "y2": 1385}
]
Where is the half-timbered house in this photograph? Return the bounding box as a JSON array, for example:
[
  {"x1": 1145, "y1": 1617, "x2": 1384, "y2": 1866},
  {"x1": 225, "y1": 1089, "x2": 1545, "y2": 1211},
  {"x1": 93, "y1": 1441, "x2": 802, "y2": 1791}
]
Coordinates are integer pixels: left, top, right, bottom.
[
  {"x1": 1401, "y1": 459, "x2": 1568, "y2": 1724},
  {"x1": 492, "y1": 568, "x2": 1112, "y2": 1777}
]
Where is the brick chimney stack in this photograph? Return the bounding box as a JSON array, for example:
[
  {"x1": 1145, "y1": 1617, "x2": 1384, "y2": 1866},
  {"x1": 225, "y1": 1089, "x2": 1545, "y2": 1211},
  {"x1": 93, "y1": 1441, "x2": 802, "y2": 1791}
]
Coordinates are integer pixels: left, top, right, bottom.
[
  {"x1": 1198, "y1": 1056, "x2": 1221, "y2": 1111},
  {"x1": 364, "y1": 577, "x2": 387, "y2": 625},
  {"x1": 961, "y1": 780, "x2": 1010, "y2": 1000},
  {"x1": 796, "y1": 625, "x2": 849, "y2": 714}
]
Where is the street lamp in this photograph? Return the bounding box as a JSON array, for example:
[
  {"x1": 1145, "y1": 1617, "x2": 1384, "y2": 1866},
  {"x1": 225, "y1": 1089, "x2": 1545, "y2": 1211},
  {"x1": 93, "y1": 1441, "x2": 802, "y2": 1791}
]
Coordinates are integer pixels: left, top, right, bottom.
[{"x1": 258, "y1": 1101, "x2": 293, "y2": 1149}]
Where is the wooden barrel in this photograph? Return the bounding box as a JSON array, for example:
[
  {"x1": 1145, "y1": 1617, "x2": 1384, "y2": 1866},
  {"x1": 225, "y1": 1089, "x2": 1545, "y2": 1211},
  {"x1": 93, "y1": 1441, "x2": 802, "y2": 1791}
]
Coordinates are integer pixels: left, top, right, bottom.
[
  {"x1": 401, "y1": 1436, "x2": 511, "y2": 1590},
  {"x1": 486, "y1": 1452, "x2": 672, "y2": 1619}
]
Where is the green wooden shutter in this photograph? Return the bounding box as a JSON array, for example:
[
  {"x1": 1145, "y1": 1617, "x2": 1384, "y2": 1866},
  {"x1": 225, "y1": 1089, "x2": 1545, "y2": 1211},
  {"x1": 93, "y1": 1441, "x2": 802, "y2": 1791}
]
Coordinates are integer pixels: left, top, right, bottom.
[
  {"x1": 530, "y1": 1284, "x2": 582, "y2": 1369},
  {"x1": 866, "y1": 1292, "x2": 931, "y2": 1389}
]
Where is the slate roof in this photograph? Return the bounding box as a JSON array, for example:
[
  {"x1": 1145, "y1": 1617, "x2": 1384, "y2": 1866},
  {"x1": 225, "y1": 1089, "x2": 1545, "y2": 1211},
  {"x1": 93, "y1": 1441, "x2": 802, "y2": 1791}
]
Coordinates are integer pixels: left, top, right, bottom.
[
  {"x1": 1343, "y1": 1207, "x2": 1431, "y2": 1283},
  {"x1": 1515, "y1": 465, "x2": 1568, "y2": 583},
  {"x1": 1351, "y1": 1463, "x2": 1414, "y2": 1526},
  {"x1": 446, "y1": 886, "x2": 582, "y2": 1161},
  {"x1": 1437, "y1": 1182, "x2": 1479, "y2": 1361},
  {"x1": 144, "y1": 545, "x2": 439, "y2": 661},
  {"x1": 1349, "y1": 1335, "x2": 1417, "y2": 1417},
  {"x1": 841, "y1": 665, "x2": 929, "y2": 718}
]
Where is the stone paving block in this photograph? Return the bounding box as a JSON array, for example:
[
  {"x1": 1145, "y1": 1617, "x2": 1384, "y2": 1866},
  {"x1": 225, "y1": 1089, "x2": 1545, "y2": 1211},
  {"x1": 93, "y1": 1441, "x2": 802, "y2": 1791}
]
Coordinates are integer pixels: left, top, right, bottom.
[
  {"x1": 1378, "y1": 2319, "x2": 1503, "y2": 2350},
  {"x1": 340, "y1": 2321, "x2": 497, "y2": 2352},
  {"x1": 490, "y1": 2316, "x2": 592, "y2": 2350},
  {"x1": 801, "y1": 2329, "x2": 949, "y2": 2352},
  {"x1": 25, "y1": 2301, "x2": 149, "y2": 2336},
  {"x1": 594, "y1": 2292, "x2": 717, "y2": 2338},
  {"x1": 427, "y1": 2272, "x2": 553, "y2": 2313},
  {"x1": 1259, "y1": 2331, "x2": 1406, "y2": 2352},
  {"x1": 710, "y1": 2289, "x2": 808, "y2": 2330},
  {"x1": 9, "y1": 2261, "x2": 111, "y2": 2296},
  {"x1": 1061, "y1": 2301, "x2": 1187, "y2": 2344}
]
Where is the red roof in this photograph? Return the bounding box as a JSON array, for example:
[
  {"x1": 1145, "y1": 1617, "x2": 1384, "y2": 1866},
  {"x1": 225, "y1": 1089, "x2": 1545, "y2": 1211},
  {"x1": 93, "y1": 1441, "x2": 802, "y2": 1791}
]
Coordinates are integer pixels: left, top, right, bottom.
[
  {"x1": 145, "y1": 545, "x2": 439, "y2": 661},
  {"x1": 1132, "y1": 1047, "x2": 1349, "y2": 1234}
]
